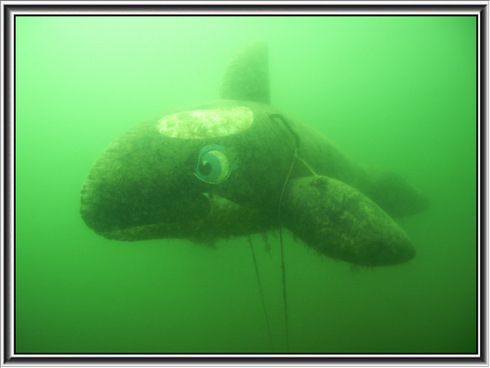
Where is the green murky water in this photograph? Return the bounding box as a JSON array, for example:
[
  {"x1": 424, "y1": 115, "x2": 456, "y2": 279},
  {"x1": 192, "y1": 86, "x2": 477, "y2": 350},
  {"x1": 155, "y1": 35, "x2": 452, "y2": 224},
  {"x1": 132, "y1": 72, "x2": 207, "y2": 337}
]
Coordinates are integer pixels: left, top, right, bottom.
[{"x1": 15, "y1": 16, "x2": 477, "y2": 353}]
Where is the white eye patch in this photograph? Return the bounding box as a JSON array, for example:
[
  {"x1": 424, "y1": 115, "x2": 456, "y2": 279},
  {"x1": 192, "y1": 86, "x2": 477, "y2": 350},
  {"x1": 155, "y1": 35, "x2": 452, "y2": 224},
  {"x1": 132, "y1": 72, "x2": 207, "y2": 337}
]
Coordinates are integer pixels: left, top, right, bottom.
[{"x1": 157, "y1": 106, "x2": 253, "y2": 139}]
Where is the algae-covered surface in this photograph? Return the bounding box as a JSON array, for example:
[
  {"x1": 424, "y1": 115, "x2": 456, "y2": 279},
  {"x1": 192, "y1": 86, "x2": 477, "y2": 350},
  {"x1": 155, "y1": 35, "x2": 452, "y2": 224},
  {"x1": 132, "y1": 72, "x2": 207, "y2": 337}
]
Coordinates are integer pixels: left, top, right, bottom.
[{"x1": 15, "y1": 16, "x2": 477, "y2": 354}]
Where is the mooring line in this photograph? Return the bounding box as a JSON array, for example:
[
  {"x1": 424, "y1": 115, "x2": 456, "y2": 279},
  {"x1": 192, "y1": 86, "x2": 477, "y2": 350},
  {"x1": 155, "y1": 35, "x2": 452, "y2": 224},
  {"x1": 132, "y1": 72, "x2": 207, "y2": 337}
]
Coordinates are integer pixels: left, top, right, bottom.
[
  {"x1": 278, "y1": 226, "x2": 290, "y2": 352},
  {"x1": 248, "y1": 236, "x2": 273, "y2": 348},
  {"x1": 275, "y1": 150, "x2": 297, "y2": 353},
  {"x1": 267, "y1": 113, "x2": 320, "y2": 353}
]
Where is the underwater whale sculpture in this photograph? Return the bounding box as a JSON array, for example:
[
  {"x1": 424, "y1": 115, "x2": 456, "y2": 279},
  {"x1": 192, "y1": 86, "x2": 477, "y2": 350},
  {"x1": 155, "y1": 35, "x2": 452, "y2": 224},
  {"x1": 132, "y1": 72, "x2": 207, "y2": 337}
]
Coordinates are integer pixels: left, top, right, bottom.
[{"x1": 80, "y1": 41, "x2": 428, "y2": 267}]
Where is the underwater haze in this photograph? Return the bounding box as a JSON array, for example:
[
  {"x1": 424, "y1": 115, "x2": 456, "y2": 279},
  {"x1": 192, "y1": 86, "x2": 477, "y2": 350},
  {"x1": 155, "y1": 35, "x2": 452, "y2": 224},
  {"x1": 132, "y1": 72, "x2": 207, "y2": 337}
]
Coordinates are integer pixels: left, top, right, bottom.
[{"x1": 15, "y1": 16, "x2": 477, "y2": 354}]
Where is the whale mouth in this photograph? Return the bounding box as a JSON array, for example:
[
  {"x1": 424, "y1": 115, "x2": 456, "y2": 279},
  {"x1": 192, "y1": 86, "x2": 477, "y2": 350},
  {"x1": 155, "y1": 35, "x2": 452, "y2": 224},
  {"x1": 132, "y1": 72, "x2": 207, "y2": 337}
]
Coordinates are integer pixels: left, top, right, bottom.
[
  {"x1": 93, "y1": 221, "x2": 207, "y2": 241},
  {"x1": 80, "y1": 173, "x2": 212, "y2": 238},
  {"x1": 81, "y1": 191, "x2": 276, "y2": 242}
]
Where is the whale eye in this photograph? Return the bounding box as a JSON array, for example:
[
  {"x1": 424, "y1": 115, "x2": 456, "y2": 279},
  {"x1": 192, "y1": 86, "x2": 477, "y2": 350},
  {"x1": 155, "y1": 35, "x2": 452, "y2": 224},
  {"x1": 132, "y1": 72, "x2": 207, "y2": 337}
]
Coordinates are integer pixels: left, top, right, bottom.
[{"x1": 195, "y1": 146, "x2": 231, "y2": 184}]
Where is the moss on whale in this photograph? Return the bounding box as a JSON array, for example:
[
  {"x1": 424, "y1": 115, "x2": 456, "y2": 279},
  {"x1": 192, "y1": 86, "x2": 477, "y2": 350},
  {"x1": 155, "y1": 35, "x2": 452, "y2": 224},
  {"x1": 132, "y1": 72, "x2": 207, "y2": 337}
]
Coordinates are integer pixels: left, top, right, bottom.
[{"x1": 80, "y1": 41, "x2": 428, "y2": 267}]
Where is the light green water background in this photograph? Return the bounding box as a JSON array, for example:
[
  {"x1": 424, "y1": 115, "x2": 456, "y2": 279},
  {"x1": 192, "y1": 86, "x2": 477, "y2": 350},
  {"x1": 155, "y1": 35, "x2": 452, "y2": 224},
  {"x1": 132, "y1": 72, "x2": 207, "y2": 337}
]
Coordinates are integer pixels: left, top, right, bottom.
[{"x1": 15, "y1": 16, "x2": 477, "y2": 353}]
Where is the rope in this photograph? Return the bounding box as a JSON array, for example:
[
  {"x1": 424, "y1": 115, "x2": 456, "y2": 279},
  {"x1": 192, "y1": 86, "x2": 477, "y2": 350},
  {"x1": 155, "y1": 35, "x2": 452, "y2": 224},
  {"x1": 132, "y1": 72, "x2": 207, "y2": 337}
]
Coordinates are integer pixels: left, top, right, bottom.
[
  {"x1": 248, "y1": 236, "x2": 273, "y2": 348},
  {"x1": 262, "y1": 113, "x2": 319, "y2": 352},
  {"x1": 276, "y1": 151, "x2": 297, "y2": 352}
]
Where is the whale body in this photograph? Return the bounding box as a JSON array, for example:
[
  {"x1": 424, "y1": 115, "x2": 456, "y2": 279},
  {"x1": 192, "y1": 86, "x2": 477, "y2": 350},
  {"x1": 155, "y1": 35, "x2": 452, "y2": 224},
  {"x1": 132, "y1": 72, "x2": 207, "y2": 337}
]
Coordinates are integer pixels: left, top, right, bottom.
[{"x1": 80, "y1": 41, "x2": 428, "y2": 266}]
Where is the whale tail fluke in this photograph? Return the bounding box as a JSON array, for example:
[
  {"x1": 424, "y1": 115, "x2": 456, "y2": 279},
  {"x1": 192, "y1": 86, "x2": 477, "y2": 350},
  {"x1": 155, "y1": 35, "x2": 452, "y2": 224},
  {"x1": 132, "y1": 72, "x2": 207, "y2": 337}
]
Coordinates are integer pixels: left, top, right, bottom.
[{"x1": 363, "y1": 166, "x2": 430, "y2": 218}]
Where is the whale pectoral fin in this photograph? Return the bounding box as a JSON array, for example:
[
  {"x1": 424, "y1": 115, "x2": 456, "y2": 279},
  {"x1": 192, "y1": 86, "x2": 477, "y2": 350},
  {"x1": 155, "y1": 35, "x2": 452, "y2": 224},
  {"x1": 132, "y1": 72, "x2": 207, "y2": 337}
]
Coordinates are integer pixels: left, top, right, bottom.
[
  {"x1": 281, "y1": 176, "x2": 416, "y2": 266},
  {"x1": 220, "y1": 40, "x2": 270, "y2": 104}
]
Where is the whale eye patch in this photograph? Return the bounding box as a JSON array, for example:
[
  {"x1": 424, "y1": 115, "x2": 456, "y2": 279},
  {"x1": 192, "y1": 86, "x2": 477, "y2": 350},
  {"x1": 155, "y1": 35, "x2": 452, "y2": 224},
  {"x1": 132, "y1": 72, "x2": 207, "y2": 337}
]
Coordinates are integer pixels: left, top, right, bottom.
[{"x1": 194, "y1": 145, "x2": 232, "y2": 184}]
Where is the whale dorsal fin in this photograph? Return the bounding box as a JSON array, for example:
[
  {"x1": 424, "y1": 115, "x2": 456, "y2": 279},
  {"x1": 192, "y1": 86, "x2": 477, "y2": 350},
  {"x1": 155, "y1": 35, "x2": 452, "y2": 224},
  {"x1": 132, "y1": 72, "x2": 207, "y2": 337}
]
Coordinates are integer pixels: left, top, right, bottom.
[{"x1": 220, "y1": 40, "x2": 270, "y2": 104}]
